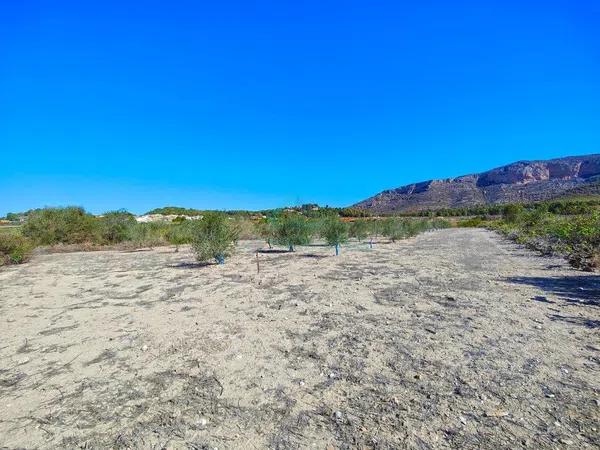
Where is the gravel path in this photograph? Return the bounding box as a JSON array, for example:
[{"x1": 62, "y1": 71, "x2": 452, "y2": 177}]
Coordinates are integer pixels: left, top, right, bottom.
[{"x1": 0, "y1": 228, "x2": 598, "y2": 449}]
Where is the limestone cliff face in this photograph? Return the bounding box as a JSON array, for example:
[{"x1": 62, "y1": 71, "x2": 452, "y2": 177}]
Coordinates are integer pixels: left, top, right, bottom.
[{"x1": 353, "y1": 154, "x2": 600, "y2": 213}]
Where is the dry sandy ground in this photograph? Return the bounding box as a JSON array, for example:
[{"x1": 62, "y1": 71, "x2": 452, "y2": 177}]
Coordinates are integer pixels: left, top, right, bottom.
[{"x1": 0, "y1": 228, "x2": 599, "y2": 449}]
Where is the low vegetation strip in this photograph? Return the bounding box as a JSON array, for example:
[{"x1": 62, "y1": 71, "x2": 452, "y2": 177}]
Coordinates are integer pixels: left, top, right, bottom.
[
  {"x1": 455, "y1": 203, "x2": 600, "y2": 271},
  {"x1": 0, "y1": 207, "x2": 450, "y2": 267},
  {"x1": 489, "y1": 206, "x2": 600, "y2": 271}
]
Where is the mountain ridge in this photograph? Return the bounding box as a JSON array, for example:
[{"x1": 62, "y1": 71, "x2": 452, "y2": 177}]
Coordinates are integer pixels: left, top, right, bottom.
[{"x1": 353, "y1": 154, "x2": 600, "y2": 213}]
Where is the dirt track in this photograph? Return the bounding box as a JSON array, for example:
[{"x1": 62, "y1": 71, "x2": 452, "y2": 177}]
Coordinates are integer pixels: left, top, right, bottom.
[{"x1": 0, "y1": 228, "x2": 599, "y2": 449}]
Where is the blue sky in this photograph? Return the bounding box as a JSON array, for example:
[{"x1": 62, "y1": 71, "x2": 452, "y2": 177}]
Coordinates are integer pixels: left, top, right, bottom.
[{"x1": 1, "y1": 0, "x2": 599, "y2": 215}]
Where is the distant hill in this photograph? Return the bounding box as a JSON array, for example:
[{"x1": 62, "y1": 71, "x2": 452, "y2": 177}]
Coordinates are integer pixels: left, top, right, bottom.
[
  {"x1": 145, "y1": 206, "x2": 204, "y2": 216},
  {"x1": 353, "y1": 154, "x2": 600, "y2": 213}
]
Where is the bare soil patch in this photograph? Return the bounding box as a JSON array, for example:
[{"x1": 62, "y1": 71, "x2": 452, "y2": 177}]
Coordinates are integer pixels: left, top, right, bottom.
[{"x1": 0, "y1": 229, "x2": 598, "y2": 449}]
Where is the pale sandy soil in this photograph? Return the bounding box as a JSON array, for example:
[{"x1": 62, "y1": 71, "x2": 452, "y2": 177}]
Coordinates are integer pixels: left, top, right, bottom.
[{"x1": 0, "y1": 229, "x2": 598, "y2": 449}]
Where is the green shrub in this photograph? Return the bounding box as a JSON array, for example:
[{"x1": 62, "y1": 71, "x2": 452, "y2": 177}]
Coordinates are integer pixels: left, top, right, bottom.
[
  {"x1": 381, "y1": 218, "x2": 449, "y2": 242},
  {"x1": 502, "y1": 204, "x2": 524, "y2": 224},
  {"x1": 274, "y1": 214, "x2": 312, "y2": 251},
  {"x1": 492, "y1": 208, "x2": 600, "y2": 271},
  {"x1": 127, "y1": 222, "x2": 169, "y2": 249},
  {"x1": 191, "y1": 212, "x2": 240, "y2": 264},
  {"x1": 166, "y1": 221, "x2": 194, "y2": 252},
  {"x1": 349, "y1": 220, "x2": 369, "y2": 241},
  {"x1": 257, "y1": 217, "x2": 278, "y2": 248},
  {"x1": 22, "y1": 207, "x2": 99, "y2": 245},
  {"x1": 457, "y1": 217, "x2": 486, "y2": 228},
  {"x1": 382, "y1": 218, "x2": 411, "y2": 242},
  {"x1": 320, "y1": 217, "x2": 348, "y2": 255},
  {"x1": 99, "y1": 210, "x2": 136, "y2": 244},
  {"x1": 0, "y1": 234, "x2": 34, "y2": 265},
  {"x1": 233, "y1": 217, "x2": 261, "y2": 240}
]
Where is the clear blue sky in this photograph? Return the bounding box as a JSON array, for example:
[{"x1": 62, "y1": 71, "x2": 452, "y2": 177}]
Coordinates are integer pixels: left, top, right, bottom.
[{"x1": 1, "y1": 0, "x2": 599, "y2": 215}]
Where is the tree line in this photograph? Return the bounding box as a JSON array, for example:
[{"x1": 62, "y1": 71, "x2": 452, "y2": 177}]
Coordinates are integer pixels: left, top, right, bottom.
[{"x1": 0, "y1": 207, "x2": 449, "y2": 266}]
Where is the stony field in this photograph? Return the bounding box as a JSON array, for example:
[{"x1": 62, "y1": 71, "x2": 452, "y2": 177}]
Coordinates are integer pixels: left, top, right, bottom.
[{"x1": 0, "y1": 228, "x2": 598, "y2": 449}]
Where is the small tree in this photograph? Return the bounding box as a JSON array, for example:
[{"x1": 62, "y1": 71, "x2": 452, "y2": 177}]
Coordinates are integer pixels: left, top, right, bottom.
[
  {"x1": 321, "y1": 216, "x2": 348, "y2": 255},
  {"x1": 191, "y1": 212, "x2": 239, "y2": 264},
  {"x1": 274, "y1": 214, "x2": 311, "y2": 251},
  {"x1": 382, "y1": 217, "x2": 409, "y2": 242},
  {"x1": 257, "y1": 216, "x2": 277, "y2": 249},
  {"x1": 349, "y1": 220, "x2": 369, "y2": 242}
]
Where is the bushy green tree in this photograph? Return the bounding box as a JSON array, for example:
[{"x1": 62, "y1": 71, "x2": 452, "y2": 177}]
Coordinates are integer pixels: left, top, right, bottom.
[
  {"x1": 349, "y1": 220, "x2": 369, "y2": 242},
  {"x1": 99, "y1": 210, "x2": 136, "y2": 244},
  {"x1": 5, "y1": 212, "x2": 22, "y2": 223},
  {"x1": 274, "y1": 214, "x2": 311, "y2": 251},
  {"x1": 321, "y1": 216, "x2": 348, "y2": 255},
  {"x1": 191, "y1": 213, "x2": 240, "y2": 264},
  {"x1": 382, "y1": 218, "x2": 436, "y2": 242},
  {"x1": 22, "y1": 207, "x2": 98, "y2": 245},
  {"x1": 382, "y1": 218, "x2": 405, "y2": 242}
]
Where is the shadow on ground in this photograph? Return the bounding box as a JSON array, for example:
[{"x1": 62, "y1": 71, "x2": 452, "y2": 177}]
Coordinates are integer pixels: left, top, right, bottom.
[
  {"x1": 548, "y1": 314, "x2": 600, "y2": 329},
  {"x1": 506, "y1": 275, "x2": 600, "y2": 329},
  {"x1": 506, "y1": 275, "x2": 600, "y2": 308},
  {"x1": 167, "y1": 262, "x2": 215, "y2": 269}
]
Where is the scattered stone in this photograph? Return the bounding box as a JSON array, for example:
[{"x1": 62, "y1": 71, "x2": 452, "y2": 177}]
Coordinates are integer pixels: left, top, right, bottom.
[
  {"x1": 485, "y1": 409, "x2": 509, "y2": 418},
  {"x1": 141, "y1": 345, "x2": 149, "y2": 352},
  {"x1": 328, "y1": 372, "x2": 336, "y2": 379},
  {"x1": 197, "y1": 417, "x2": 209, "y2": 428},
  {"x1": 334, "y1": 410, "x2": 343, "y2": 420}
]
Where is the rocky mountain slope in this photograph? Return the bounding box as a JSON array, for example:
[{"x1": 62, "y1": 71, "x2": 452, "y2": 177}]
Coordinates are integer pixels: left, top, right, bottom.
[{"x1": 353, "y1": 154, "x2": 600, "y2": 213}]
